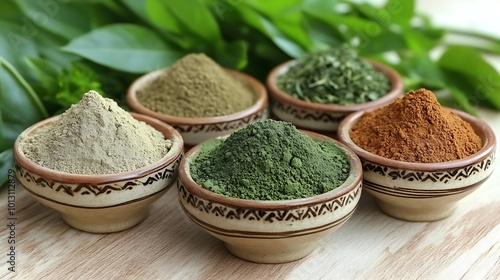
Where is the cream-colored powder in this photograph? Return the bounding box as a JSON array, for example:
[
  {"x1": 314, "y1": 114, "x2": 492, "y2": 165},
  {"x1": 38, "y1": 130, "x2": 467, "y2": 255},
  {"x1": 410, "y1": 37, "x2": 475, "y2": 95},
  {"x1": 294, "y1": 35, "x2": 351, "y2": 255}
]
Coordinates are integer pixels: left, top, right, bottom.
[{"x1": 20, "y1": 90, "x2": 172, "y2": 175}]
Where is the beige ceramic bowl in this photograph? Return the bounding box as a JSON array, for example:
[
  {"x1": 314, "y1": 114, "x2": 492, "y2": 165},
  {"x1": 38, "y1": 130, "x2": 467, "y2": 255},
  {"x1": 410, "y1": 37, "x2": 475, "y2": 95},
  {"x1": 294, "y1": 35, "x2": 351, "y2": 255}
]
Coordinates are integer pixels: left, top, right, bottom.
[
  {"x1": 14, "y1": 113, "x2": 184, "y2": 233},
  {"x1": 266, "y1": 60, "x2": 403, "y2": 133},
  {"x1": 177, "y1": 131, "x2": 363, "y2": 263},
  {"x1": 126, "y1": 69, "x2": 268, "y2": 147},
  {"x1": 337, "y1": 109, "x2": 496, "y2": 222}
]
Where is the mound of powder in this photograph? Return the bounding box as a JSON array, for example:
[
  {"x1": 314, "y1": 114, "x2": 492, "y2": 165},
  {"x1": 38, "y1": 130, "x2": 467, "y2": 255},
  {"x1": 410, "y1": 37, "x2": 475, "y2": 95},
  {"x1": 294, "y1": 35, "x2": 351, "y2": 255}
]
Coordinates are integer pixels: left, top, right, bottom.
[
  {"x1": 350, "y1": 88, "x2": 482, "y2": 163},
  {"x1": 136, "y1": 53, "x2": 255, "y2": 118},
  {"x1": 190, "y1": 119, "x2": 350, "y2": 201},
  {"x1": 20, "y1": 91, "x2": 172, "y2": 175}
]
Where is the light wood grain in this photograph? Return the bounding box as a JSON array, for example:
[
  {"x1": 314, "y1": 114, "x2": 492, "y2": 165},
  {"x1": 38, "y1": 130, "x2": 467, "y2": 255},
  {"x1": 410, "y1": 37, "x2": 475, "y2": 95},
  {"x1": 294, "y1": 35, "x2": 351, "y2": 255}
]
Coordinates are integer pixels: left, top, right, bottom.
[{"x1": 2, "y1": 1, "x2": 500, "y2": 279}]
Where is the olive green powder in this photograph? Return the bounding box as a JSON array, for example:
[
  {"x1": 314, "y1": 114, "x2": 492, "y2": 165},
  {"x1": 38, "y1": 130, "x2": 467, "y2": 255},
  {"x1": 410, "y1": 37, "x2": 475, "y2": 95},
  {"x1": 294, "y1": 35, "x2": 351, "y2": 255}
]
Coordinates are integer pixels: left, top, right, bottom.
[
  {"x1": 20, "y1": 91, "x2": 172, "y2": 175},
  {"x1": 136, "y1": 53, "x2": 255, "y2": 118},
  {"x1": 190, "y1": 119, "x2": 350, "y2": 201},
  {"x1": 277, "y1": 44, "x2": 391, "y2": 105}
]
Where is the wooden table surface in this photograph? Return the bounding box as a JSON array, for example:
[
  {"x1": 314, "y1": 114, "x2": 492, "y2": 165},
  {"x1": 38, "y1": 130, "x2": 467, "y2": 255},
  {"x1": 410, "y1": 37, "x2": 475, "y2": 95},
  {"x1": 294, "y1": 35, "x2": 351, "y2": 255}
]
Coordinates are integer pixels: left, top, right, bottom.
[{"x1": 2, "y1": 1, "x2": 500, "y2": 279}]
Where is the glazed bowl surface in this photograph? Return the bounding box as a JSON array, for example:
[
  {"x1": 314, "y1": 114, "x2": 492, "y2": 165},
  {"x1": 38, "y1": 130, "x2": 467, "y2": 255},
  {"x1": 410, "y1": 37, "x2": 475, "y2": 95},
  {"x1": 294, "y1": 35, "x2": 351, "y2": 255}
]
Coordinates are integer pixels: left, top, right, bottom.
[
  {"x1": 177, "y1": 131, "x2": 362, "y2": 263},
  {"x1": 266, "y1": 59, "x2": 403, "y2": 133},
  {"x1": 337, "y1": 109, "x2": 496, "y2": 221},
  {"x1": 14, "y1": 113, "x2": 184, "y2": 233},
  {"x1": 127, "y1": 68, "x2": 268, "y2": 147}
]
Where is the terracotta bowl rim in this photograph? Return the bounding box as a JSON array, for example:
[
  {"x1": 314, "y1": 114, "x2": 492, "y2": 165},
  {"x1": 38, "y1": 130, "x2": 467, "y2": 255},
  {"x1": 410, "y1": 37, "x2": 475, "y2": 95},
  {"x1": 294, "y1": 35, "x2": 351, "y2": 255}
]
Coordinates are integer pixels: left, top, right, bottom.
[
  {"x1": 337, "y1": 108, "x2": 496, "y2": 171},
  {"x1": 14, "y1": 113, "x2": 184, "y2": 185},
  {"x1": 126, "y1": 68, "x2": 268, "y2": 125},
  {"x1": 266, "y1": 59, "x2": 404, "y2": 113},
  {"x1": 178, "y1": 130, "x2": 363, "y2": 210}
]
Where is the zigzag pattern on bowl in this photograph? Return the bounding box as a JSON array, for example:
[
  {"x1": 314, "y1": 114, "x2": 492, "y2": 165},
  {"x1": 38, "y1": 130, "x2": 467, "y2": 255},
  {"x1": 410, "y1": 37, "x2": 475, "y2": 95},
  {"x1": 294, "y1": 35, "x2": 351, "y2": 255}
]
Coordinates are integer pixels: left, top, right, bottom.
[
  {"x1": 272, "y1": 101, "x2": 345, "y2": 122},
  {"x1": 184, "y1": 205, "x2": 356, "y2": 239},
  {"x1": 15, "y1": 156, "x2": 182, "y2": 197},
  {"x1": 362, "y1": 153, "x2": 494, "y2": 184},
  {"x1": 362, "y1": 179, "x2": 488, "y2": 199},
  {"x1": 177, "y1": 181, "x2": 362, "y2": 223},
  {"x1": 172, "y1": 109, "x2": 268, "y2": 133}
]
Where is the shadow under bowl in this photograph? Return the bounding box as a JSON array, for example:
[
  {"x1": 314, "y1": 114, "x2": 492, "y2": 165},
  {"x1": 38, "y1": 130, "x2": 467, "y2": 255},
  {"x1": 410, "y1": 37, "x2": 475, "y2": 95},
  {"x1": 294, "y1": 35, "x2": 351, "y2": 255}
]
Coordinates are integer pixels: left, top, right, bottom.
[
  {"x1": 127, "y1": 68, "x2": 269, "y2": 148},
  {"x1": 337, "y1": 109, "x2": 496, "y2": 222},
  {"x1": 266, "y1": 59, "x2": 404, "y2": 134},
  {"x1": 14, "y1": 113, "x2": 184, "y2": 233},
  {"x1": 177, "y1": 130, "x2": 363, "y2": 263}
]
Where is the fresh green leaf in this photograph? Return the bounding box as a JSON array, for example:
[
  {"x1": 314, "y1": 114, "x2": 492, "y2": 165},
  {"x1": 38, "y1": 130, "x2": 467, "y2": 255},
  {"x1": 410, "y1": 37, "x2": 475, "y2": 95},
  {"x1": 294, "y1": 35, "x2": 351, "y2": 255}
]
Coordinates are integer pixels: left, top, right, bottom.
[
  {"x1": 360, "y1": 30, "x2": 407, "y2": 56},
  {"x1": 244, "y1": 0, "x2": 313, "y2": 52},
  {"x1": 304, "y1": 8, "x2": 406, "y2": 55},
  {"x1": 35, "y1": 30, "x2": 79, "y2": 69},
  {"x1": 122, "y1": 0, "x2": 191, "y2": 50},
  {"x1": 0, "y1": 20, "x2": 39, "y2": 80},
  {"x1": 121, "y1": 0, "x2": 150, "y2": 22},
  {"x1": 398, "y1": 52, "x2": 445, "y2": 89},
  {"x1": 62, "y1": 24, "x2": 183, "y2": 73},
  {"x1": 403, "y1": 28, "x2": 441, "y2": 54},
  {"x1": 25, "y1": 57, "x2": 61, "y2": 93},
  {"x1": 245, "y1": 0, "x2": 303, "y2": 15},
  {"x1": 383, "y1": 0, "x2": 415, "y2": 27},
  {"x1": 438, "y1": 45, "x2": 500, "y2": 110},
  {"x1": 0, "y1": 1, "x2": 24, "y2": 23},
  {"x1": 233, "y1": 4, "x2": 307, "y2": 58},
  {"x1": 145, "y1": 0, "x2": 183, "y2": 35},
  {"x1": 146, "y1": 0, "x2": 221, "y2": 43},
  {"x1": 303, "y1": 9, "x2": 376, "y2": 46},
  {"x1": 0, "y1": 149, "x2": 14, "y2": 186},
  {"x1": 76, "y1": 0, "x2": 132, "y2": 19},
  {"x1": 411, "y1": 14, "x2": 446, "y2": 42},
  {"x1": 0, "y1": 57, "x2": 47, "y2": 151},
  {"x1": 15, "y1": 0, "x2": 91, "y2": 41},
  {"x1": 440, "y1": 70, "x2": 479, "y2": 115},
  {"x1": 303, "y1": 13, "x2": 343, "y2": 51},
  {"x1": 210, "y1": 40, "x2": 248, "y2": 70},
  {"x1": 302, "y1": 0, "x2": 342, "y2": 15}
]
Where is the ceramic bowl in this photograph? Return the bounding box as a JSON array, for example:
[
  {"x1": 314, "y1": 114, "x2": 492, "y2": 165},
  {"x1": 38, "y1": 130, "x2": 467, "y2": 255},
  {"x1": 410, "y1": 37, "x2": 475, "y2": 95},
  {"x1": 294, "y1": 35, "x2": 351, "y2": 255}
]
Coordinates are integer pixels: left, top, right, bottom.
[
  {"x1": 126, "y1": 68, "x2": 268, "y2": 147},
  {"x1": 177, "y1": 131, "x2": 362, "y2": 263},
  {"x1": 14, "y1": 113, "x2": 184, "y2": 233},
  {"x1": 337, "y1": 109, "x2": 496, "y2": 222},
  {"x1": 266, "y1": 59, "x2": 403, "y2": 134}
]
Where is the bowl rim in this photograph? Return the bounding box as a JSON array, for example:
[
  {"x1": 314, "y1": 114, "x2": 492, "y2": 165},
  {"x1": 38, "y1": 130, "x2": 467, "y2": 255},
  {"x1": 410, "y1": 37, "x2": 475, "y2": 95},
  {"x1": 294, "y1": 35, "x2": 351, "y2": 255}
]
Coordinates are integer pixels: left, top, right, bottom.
[
  {"x1": 126, "y1": 68, "x2": 268, "y2": 125},
  {"x1": 337, "y1": 108, "x2": 496, "y2": 171},
  {"x1": 14, "y1": 112, "x2": 184, "y2": 184},
  {"x1": 178, "y1": 130, "x2": 363, "y2": 210},
  {"x1": 266, "y1": 59, "x2": 404, "y2": 113}
]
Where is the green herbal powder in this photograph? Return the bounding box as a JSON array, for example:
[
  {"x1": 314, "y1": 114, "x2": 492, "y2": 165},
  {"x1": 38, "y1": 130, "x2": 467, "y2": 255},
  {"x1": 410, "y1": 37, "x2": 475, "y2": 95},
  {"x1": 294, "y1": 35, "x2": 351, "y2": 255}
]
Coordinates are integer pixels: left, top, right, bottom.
[
  {"x1": 277, "y1": 44, "x2": 391, "y2": 105},
  {"x1": 136, "y1": 53, "x2": 255, "y2": 118},
  {"x1": 190, "y1": 119, "x2": 350, "y2": 201},
  {"x1": 20, "y1": 91, "x2": 172, "y2": 175}
]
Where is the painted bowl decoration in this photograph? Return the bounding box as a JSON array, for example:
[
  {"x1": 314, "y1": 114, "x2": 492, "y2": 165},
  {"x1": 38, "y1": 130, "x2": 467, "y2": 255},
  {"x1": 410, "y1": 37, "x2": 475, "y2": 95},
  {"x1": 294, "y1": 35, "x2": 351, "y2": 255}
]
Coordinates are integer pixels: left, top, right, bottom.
[
  {"x1": 14, "y1": 113, "x2": 184, "y2": 233},
  {"x1": 177, "y1": 131, "x2": 362, "y2": 263},
  {"x1": 266, "y1": 60, "x2": 403, "y2": 133},
  {"x1": 337, "y1": 110, "x2": 496, "y2": 221},
  {"x1": 127, "y1": 69, "x2": 268, "y2": 147}
]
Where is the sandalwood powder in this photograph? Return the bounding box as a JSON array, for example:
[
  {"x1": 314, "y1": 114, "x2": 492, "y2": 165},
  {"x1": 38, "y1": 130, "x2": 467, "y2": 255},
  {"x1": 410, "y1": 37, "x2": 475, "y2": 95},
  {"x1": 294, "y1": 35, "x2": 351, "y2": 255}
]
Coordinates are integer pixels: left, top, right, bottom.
[
  {"x1": 350, "y1": 88, "x2": 482, "y2": 163},
  {"x1": 20, "y1": 91, "x2": 172, "y2": 175}
]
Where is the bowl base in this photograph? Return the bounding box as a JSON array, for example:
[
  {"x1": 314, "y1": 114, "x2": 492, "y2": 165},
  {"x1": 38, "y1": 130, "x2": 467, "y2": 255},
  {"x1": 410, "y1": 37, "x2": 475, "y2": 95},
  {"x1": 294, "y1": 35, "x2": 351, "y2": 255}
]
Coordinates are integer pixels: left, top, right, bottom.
[
  {"x1": 28, "y1": 187, "x2": 169, "y2": 233},
  {"x1": 61, "y1": 208, "x2": 150, "y2": 233},
  {"x1": 224, "y1": 240, "x2": 315, "y2": 264},
  {"x1": 376, "y1": 201, "x2": 456, "y2": 222}
]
